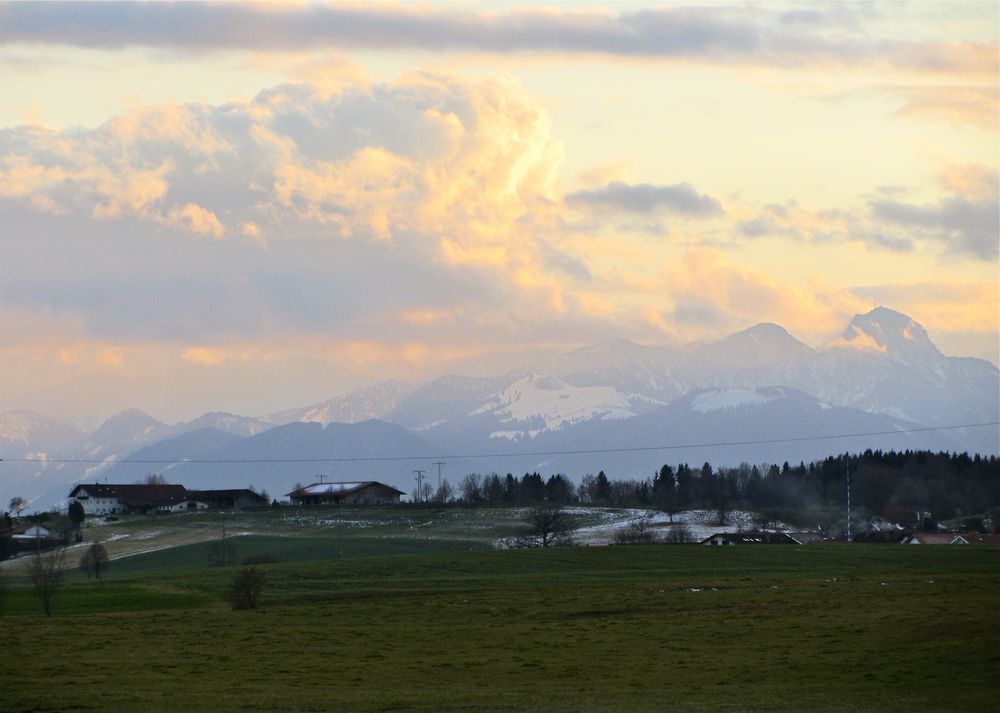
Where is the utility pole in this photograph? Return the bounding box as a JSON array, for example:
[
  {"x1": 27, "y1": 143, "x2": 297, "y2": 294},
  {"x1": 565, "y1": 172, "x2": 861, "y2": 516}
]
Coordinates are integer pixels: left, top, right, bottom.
[
  {"x1": 845, "y1": 460, "x2": 852, "y2": 543},
  {"x1": 433, "y1": 462, "x2": 446, "y2": 493},
  {"x1": 413, "y1": 470, "x2": 426, "y2": 503}
]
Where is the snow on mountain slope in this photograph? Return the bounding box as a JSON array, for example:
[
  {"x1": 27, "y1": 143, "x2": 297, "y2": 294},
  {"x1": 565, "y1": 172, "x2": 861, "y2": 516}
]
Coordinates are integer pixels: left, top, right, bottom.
[
  {"x1": 172, "y1": 412, "x2": 270, "y2": 438},
  {"x1": 268, "y1": 379, "x2": 416, "y2": 425},
  {"x1": 532, "y1": 338, "x2": 697, "y2": 404},
  {"x1": 690, "y1": 388, "x2": 783, "y2": 413},
  {"x1": 471, "y1": 375, "x2": 644, "y2": 439},
  {"x1": 0, "y1": 410, "x2": 85, "y2": 454}
]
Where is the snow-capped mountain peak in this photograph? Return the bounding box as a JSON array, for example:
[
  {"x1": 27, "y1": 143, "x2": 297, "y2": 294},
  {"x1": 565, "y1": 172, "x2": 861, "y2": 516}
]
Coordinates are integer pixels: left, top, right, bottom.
[
  {"x1": 836, "y1": 307, "x2": 941, "y2": 362},
  {"x1": 710, "y1": 322, "x2": 813, "y2": 368}
]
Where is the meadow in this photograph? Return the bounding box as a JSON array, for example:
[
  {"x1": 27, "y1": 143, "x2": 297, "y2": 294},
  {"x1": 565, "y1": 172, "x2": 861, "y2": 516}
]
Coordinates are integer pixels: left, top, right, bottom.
[{"x1": 2, "y1": 510, "x2": 998, "y2": 712}]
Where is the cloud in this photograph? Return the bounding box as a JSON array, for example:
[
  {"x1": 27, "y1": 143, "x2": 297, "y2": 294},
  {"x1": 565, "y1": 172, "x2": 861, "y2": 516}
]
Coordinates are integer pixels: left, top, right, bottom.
[
  {"x1": 827, "y1": 329, "x2": 887, "y2": 354},
  {"x1": 567, "y1": 181, "x2": 723, "y2": 216},
  {"x1": 869, "y1": 194, "x2": 999, "y2": 260},
  {"x1": 0, "y1": 72, "x2": 562, "y2": 249},
  {"x1": 181, "y1": 347, "x2": 228, "y2": 366},
  {"x1": 0, "y1": 73, "x2": 579, "y2": 351},
  {"x1": 164, "y1": 202, "x2": 225, "y2": 238},
  {"x1": 888, "y1": 84, "x2": 999, "y2": 129},
  {"x1": 731, "y1": 181, "x2": 997, "y2": 260},
  {"x1": 1, "y1": 3, "x2": 994, "y2": 75},
  {"x1": 644, "y1": 248, "x2": 869, "y2": 344}
]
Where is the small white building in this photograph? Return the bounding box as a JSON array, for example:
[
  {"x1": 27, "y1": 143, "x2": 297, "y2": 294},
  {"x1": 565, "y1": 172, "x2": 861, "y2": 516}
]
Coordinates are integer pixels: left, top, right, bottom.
[
  {"x1": 12, "y1": 524, "x2": 51, "y2": 542},
  {"x1": 158, "y1": 499, "x2": 210, "y2": 514}
]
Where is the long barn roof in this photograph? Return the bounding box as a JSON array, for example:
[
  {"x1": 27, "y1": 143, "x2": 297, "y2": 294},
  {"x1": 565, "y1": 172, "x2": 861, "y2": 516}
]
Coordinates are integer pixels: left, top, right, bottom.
[{"x1": 286, "y1": 481, "x2": 405, "y2": 497}]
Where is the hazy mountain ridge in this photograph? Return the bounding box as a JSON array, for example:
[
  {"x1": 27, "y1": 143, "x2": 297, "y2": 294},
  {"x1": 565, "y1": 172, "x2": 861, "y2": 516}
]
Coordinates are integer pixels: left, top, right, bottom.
[
  {"x1": 4, "y1": 307, "x2": 997, "y2": 509},
  {"x1": 268, "y1": 379, "x2": 417, "y2": 426}
]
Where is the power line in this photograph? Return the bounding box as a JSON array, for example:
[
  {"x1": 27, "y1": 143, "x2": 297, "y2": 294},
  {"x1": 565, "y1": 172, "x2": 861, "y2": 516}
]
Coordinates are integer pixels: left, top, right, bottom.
[{"x1": 0, "y1": 421, "x2": 995, "y2": 465}]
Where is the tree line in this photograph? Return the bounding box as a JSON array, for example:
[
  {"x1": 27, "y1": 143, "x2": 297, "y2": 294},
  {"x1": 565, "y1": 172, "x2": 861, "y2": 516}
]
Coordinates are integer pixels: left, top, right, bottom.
[{"x1": 441, "y1": 450, "x2": 998, "y2": 530}]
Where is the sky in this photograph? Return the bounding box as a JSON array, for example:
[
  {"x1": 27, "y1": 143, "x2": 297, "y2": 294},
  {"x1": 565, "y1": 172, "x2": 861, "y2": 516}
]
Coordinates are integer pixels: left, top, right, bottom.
[{"x1": 0, "y1": 1, "x2": 997, "y2": 428}]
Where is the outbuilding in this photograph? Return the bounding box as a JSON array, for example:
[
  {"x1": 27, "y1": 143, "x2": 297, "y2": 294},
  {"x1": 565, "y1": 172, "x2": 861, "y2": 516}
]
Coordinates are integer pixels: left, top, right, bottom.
[{"x1": 286, "y1": 481, "x2": 405, "y2": 506}]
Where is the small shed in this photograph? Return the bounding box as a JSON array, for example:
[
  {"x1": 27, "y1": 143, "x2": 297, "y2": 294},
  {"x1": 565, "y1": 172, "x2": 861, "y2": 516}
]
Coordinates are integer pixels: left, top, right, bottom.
[
  {"x1": 11, "y1": 523, "x2": 51, "y2": 541},
  {"x1": 286, "y1": 481, "x2": 405, "y2": 505}
]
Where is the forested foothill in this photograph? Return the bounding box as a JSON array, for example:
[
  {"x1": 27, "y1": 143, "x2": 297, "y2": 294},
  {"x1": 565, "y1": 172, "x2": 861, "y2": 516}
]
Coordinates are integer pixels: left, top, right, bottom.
[{"x1": 453, "y1": 450, "x2": 999, "y2": 533}]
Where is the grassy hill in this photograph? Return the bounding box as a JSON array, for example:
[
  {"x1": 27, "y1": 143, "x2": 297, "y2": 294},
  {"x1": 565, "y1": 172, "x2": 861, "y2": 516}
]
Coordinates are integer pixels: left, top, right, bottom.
[{"x1": 2, "y1": 508, "x2": 997, "y2": 711}]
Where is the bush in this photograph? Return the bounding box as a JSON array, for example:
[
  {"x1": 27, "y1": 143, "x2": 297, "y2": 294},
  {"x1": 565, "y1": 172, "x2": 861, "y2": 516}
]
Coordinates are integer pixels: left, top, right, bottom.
[
  {"x1": 229, "y1": 567, "x2": 266, "y2": 610},
  {"x1": 242, "y1": 554, "x2": 279, "y2": 566},
  {"x1": 664, "y1": 523, "x2": 693, "y2": 544},
  {"x1": 612, "y1": 515, "x2": 658, "y2": 545}
]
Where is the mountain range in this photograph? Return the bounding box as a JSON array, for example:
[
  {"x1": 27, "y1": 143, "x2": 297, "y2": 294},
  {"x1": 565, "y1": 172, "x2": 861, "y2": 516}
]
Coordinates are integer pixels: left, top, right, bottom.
[{"x1": 2, "y1": 307, "x2": 997, "y2": 511}]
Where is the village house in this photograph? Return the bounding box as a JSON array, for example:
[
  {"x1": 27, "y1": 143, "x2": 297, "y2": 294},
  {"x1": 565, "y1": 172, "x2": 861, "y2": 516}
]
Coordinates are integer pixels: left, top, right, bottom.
[
  {"x1": 701, "y1": 531, "x2": 801, "y2": 545},
  {"x1": 903, "y1": 532, "x2": 971, "y2": 545},
  {"x1": 286, "y1": 481, "x2": 405, "y2": 506}
]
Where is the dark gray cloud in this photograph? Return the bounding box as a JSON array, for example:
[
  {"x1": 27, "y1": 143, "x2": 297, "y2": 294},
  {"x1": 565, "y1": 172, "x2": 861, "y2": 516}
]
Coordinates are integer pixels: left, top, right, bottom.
[
  {"x1": 870, "y1": 195, "x2": 999, "y2": 260},
  {"x1": 0, "y1": 2, "x2": 989, "y2": 73},
  {"x1": 567, "y1": 181, "x2": 723, "y2": 216}
]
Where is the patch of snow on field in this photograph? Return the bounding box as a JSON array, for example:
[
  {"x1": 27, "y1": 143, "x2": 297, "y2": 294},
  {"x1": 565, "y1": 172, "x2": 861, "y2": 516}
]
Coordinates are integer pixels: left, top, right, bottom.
[
  {"x1": 571, "y1": 509, "x2": 770, "y2": 545},
  {"x1": 314, "y1": 519, "x2": 393, "y2": 528}
]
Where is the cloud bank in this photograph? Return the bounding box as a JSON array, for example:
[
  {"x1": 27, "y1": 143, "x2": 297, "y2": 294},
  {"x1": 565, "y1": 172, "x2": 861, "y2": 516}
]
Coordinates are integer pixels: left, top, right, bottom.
[{"x1": 1, "y1": 2, "x2": 994, "y2": 75}]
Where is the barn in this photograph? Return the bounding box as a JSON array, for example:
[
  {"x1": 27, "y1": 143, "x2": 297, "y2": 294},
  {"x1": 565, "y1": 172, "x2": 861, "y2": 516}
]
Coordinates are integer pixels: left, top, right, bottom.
[{"x1": 286, "y1": 481, "x2": 405, "y2": 505}]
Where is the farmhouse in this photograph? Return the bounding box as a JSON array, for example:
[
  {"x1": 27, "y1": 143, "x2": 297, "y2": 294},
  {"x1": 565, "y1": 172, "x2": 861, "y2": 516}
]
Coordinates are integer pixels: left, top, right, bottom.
[
  {"x1": 68, "y1": 483, "x2": 190, "y2": 516},
  {"x1": 68, "y1": 484, "x2": 269, "y2": 516},
  {"x1": 701, "y1": 531, "x2": 801, "y2": 545},
  {"x1": 286, "y1": 481, "x2": 405, "y2": 506}
]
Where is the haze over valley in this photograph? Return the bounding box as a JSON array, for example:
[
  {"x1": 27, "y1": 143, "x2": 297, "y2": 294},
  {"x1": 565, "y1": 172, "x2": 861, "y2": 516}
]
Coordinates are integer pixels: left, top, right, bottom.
[{"x1": 4, "y1": 307, "x2": 996, "y2": 510}]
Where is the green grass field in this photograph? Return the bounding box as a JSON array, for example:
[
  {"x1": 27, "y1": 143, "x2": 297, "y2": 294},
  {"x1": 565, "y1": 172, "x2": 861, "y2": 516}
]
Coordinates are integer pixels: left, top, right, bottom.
[{"x1": 4, "y1": 530, "x2": 998, "y2": 713}]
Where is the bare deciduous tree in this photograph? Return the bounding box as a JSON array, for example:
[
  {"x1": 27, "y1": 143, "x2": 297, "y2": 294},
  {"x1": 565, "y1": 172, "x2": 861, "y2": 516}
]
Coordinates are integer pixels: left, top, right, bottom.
[
  {"x1": 79, "y1": 542, "x2": 110, "y2": 581},
  {"x1": 28, "y1": 547, "x2": 67, "y2": 616},
  {"x1": 0, "y1": 567, "x2": 9, "y2": 615},
  {"x1": 432, "y1": 479, "x2": 454, "y2": 504},
  {"x1": 459, "y1": 473, "x2": 483, "y2": 503},
  {"x1": 208, "y1": 539, "x2": 237, "y2": 567},
  {"x1": 522, "y1": 505, "x2": 574, "y2": 547}
]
